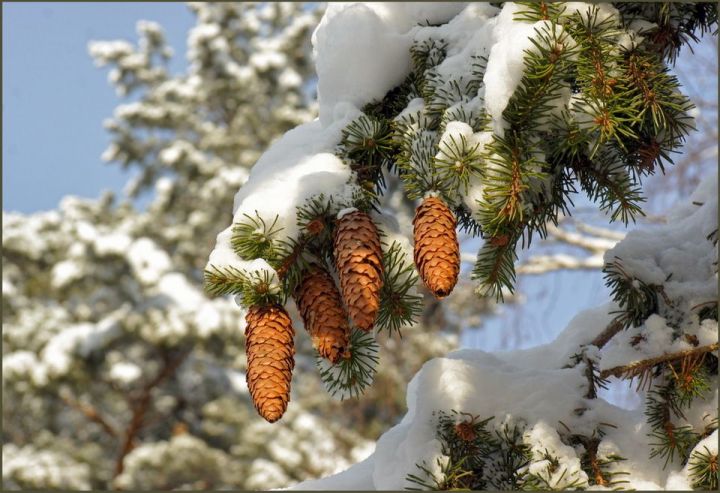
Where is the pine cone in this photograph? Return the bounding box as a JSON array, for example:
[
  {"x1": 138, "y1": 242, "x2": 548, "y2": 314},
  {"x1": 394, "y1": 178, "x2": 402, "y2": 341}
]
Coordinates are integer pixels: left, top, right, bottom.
[
  {"x1": 413, "y1": 197, "x2": 460, "y2": 299},
  {"x1": 333, "y1": 211, "x2": 384, "y2": 331},
  {"x1": 294, "y1": 266, "x2": 350, "y2": 363},
  {"x1": 245, "y1": 304, "x2": 295, "y2": 423}
]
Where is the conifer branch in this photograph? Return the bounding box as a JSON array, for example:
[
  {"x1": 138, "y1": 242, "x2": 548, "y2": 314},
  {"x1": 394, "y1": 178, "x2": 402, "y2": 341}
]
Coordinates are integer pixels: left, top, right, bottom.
[
  {"x1": 590, "y1": 317, "x2": 627, "y2": 350},
  {"x1": 376, "y1": 241, "x2": 422, "y2": 337},
  {"x1": 600, "y1": 343, "x2": 719, "y2": 381},
  {"x1": 688, "y1": 445, "x2": 719, "y2": 490}
]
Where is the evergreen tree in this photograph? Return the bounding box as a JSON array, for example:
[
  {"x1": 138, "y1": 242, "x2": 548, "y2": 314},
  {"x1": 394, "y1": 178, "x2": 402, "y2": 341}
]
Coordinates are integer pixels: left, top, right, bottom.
[
  {"x1": 3, "y1": 2, "x2": 716, "y2": 491},
  {"x1": 2, "y1": 4, "x2": 374, "y2": 489}
]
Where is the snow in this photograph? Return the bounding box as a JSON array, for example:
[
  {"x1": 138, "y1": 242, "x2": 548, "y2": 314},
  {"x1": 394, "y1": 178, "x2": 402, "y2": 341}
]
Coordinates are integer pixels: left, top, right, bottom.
[
  {"x1": 483, "y1": 4, "x2": 545, "y2": 135},
  {"x1": 109, "y1": 361, "x2": 142, "y2": 384},
  {"x1": 33, "y1": 309, "x2": 127, "y2": 381},
  {"x1": 665, "y1": 430, "x2": 718, "y2": 490},
  {"x1": 197, "y1": 4, "x2": 718, "y2": 487},
  {"x1": 51, "y1": 260, "x2": 83, "y2": 289},
  {"x1": 207, "y1": 113, "x2": 363, "y2": 280},
  {"x1": 312, "y1": 3, "x2": 469, "y2": 125},
  {"x1": 603, "y1": 170, "x2": 718, "y2": 308},
  {"x1": 290, "y1": 174, "x2": 718, "y2": 489},
  {"x1": 128, "y1": 237, "x2": 172, "y2": 285},
  {"x1": 94, "y1": 231, "x2": 132, "y2": 256},
  {"x1": 336, "y1": 207, "x2": 358, "y2": 220},
  {"x1": 524, "y1": 421, "x2": 589, "y2": 488},
  {"x1": 2, "y1": 444, "x2": 91, "y2": 490}
]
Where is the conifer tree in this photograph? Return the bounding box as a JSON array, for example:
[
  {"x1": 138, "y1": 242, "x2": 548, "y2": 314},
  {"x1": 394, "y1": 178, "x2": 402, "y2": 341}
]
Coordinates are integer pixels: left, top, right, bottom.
[{"x1": 3, "y1": 2, "x2": 717, "y2": 491}]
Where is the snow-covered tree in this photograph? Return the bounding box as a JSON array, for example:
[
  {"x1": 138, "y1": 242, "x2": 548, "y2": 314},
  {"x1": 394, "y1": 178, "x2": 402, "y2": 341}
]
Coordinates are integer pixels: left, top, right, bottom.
[
  {"x1": 202, "y1": 1, "x2": 718, "y2": 489},
  {"x1": 4, "y1": 3, "x2": 490, "y2": 489},
  {"x1": 2, "y1": 3, "x2": 376, "y2": 489},
  {"x1": 3, "y1": 1, "x2": 716, "y2": 490}
]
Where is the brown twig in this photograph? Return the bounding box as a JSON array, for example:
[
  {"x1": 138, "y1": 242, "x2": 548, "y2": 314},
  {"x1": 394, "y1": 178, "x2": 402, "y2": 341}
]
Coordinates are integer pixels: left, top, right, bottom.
[
  {"x1": 61, "y1": 393, "x2": 118, "y2": 438},
  {"x1": 590, "y1": 317, "x2": 627, "y2": 350},
  {"x1": 114, "y1": 349, "x2": 190, "y2": 478},
  {"x1": 599, "y1": 342, "x2": 719, "y2": 380},
  {"x1": 585, "y1": 438, "x2": 607, "y2": 487}
]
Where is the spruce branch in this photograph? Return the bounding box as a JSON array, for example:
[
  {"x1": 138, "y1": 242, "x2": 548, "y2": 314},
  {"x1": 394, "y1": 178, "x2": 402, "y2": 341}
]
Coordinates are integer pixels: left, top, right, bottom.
[
  {"x1": 231, "y1": 212, "x2": 283, "y2": 262},
  {"x1": 603, "y1": 258, "x2": 658, "y2": 328},
  {"x1": 441, "y1": 104, "x2": 488, "y2": 133},
  {"x1": 617, "y1": 3, "x2": 718, "y2": 64},
  {"x1": 406, "y1": 410, "x2": 497, "y2": 490},
  {"x1": 572, "y1": 152, "x2": 647, "y2": 225},
  {"x1": 646, "y1": 383, "x2": 699, "y2": 468},
  {"x1": 590, "y1": 317, "x2": 627, "y2": 350},
  {"x1": 434, "y1": 134, "x2": 484, "y2": 198},
  {"x1": 472, "y1": 231, "x2": 519, "y2": 301},
  {"x1": 396, "y1": 126, "x2": 443, "y2": 200},
  {"x1": 316, "y1": 329, "x2": 380, "y2": 400},
  {"x1": 376, "y1": 241, "x2": 422, "y2": 337},
  {"x1": 204, "y1": 265, "x2": 249, "y2": 297},
  {"x1": 688, "y1": 445, "x2": 719, "y2": 490},
  {"x1": 488, "y1": 422, "x2": 532, "y2": 490},
  {"x1": 477, "y1": 136, "x2": 542, "y2": 234},
  {"x1": 518, "y1": 449, "x2": 587, "y2": 490},
  {"x1": 600, "y1": 343, "x2": 719, "y2": 381}
]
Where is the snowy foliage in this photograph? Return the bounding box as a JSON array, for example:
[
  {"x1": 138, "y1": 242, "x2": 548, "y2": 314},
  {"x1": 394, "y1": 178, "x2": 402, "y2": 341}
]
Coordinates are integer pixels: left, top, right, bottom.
[
  {"x1": 4, "y1": 1, "x2": 716, "y2": 490},
  {"x1": 196, "y1": 1, "x2": 715, "y2": 489},
  {"x1": 1, "y1": 4, "x2": 393, "y2": 490},
  {"x1": 294, "y1": 177, "x2": 718, "y2": 489},
  {"x1": 2, "y1": 3, "x2": 470, "y2": 490}
]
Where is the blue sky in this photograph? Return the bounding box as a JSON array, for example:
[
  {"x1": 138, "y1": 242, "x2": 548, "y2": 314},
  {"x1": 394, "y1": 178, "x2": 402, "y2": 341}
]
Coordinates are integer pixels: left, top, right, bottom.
[{"x1": 3, "y1": 2, "x2": 194, "y2": 213}]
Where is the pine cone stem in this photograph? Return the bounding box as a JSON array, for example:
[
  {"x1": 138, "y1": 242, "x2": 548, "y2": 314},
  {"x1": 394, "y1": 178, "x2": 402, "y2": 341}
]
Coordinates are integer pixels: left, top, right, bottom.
[
  {"x1": 245, "y1": 304, "x2": 295, "y2": 423},
  {"x1": 333, "y1": 211, "x2": 384, "y2": 331},
  {"x1": 413, "y1": 197, "x2": 460, "y2": 299},
  {"x1": 294, "y1": 266, "x2": 350, "y2": 363}
]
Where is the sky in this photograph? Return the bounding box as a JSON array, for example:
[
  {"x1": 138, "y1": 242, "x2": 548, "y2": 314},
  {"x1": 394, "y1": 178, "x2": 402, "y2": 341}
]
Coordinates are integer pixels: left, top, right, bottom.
[
  {"x1": 2, "y1": 3, "x2": 716, "y2": 392},
  {"x1": 3, "y1": 2, "x2": 195, "y2": 213}
]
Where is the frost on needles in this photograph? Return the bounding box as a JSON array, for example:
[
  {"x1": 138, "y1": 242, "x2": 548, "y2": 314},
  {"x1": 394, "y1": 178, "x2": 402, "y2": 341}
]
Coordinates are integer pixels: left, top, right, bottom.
[{"x1": 204, "y1": 0, "x2": 717, "y2": 447}]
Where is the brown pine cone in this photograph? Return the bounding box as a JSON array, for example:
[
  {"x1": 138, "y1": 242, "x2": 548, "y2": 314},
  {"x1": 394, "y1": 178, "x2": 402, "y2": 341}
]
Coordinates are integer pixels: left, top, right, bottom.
[
  {"x1": 413, "y1": 197, "x2": 460, "y2": 299},
  {"x1": 294, "y1": 266, "x2": 350, "y2": 363},
  {"x1": 333, "y1": 210, "x2": 384, "y2": 331},
  {"x1": 245, "y1": 304, "x2": 295, "y2": 423}
]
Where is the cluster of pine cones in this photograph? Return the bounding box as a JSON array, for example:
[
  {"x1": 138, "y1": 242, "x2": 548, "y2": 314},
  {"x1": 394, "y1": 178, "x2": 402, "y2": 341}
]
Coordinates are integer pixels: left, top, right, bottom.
[{"x1": 246, "y1": 198, "x2": 460, "y2": 422}]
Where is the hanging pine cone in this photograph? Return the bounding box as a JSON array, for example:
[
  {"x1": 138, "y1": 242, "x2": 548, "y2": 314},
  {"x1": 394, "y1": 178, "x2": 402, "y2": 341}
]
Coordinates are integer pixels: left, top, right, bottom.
[
  {"x1": 294, "y1": 266, "x2": 350, "y2": 363},
  {"x1": 245, "y1": 304, "x2": 295, "y2": 423},
  {"x1": 333, "y1": 210, "x2": 384, "y2": 331},
  {"x1": 413, "y1": 196, "x2": 460, "y2": 299}
]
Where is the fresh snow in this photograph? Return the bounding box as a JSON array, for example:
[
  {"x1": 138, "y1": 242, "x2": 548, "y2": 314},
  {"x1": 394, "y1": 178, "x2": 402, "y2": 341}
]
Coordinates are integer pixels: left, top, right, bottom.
[
  {"x1": 207, "y1": 1, "x2": 658, "y2": 292},
  {"x1": 290, "y1": 173, "x2": 718, "y2": 489},
  {"x1": 199, "y1": 2, "x2": 718, "y2": 489}
]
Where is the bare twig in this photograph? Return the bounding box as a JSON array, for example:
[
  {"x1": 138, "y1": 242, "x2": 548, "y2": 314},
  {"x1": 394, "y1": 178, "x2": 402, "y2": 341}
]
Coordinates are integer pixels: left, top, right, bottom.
[
  {"x1": 114, "y1": 348, "x2": 190, "y2": 477},
  {"x1": 61, "y1": 392, "x2": 118, "y2": 438}
]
